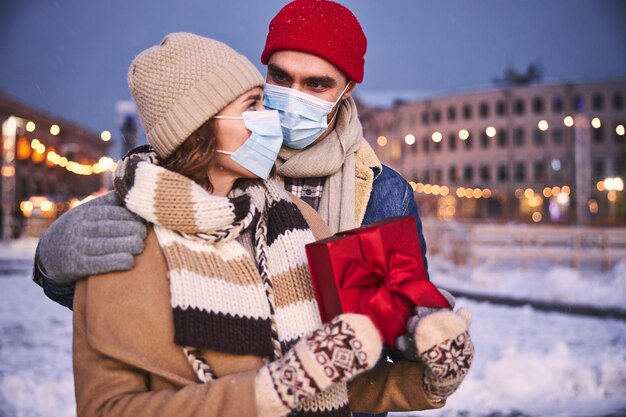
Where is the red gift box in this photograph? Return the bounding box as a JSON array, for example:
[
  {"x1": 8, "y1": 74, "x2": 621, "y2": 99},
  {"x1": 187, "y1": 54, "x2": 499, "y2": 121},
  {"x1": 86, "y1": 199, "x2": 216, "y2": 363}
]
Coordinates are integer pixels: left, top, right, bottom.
[{"x1": 305, "y1": 216, "x2": 450, "y2": 348}]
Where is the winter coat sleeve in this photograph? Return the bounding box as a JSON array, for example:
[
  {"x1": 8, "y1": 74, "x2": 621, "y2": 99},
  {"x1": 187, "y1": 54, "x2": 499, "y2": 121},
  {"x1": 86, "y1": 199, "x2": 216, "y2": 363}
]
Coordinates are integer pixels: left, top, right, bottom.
[
  {"x1": 71, "y1": 231, "x2": 262, "y2": 417},
  {"x1": 348, "y1": 358, "x2": 446, "y2": 413},
  {"x1": 73, "y1": 298, "x2": 259, "y2": 417}
]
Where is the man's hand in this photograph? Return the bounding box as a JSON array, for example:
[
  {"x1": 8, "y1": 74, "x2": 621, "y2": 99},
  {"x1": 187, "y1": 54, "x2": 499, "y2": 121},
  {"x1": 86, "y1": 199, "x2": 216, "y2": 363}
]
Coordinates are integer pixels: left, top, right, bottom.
[
  {"x1": 414, "y1": 307, "x2": 474, "y2": 402},
  {"x1": 395, "y1": 288, "x2": 456, "y2": 361},
  {"x1": 37, "y1": 192, "x2": 147, "y2": 283}
]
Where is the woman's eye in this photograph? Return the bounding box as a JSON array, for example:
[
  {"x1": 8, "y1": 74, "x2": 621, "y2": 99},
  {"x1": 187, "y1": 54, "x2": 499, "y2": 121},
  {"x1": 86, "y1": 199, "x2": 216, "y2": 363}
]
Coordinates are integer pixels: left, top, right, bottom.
[{"x1": 247, "y1": 100, "x2": 259, "y2": 111}]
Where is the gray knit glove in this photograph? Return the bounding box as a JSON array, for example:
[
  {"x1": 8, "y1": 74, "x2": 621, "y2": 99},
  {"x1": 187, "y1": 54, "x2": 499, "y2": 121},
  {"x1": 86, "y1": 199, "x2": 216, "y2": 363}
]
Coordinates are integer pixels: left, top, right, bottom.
[
  {"x1": 255, "y1": 314, "x2": 383, "y2": 417},
  {"x1": 37, "y1": 192, "x2": 147, "y2": 283}
]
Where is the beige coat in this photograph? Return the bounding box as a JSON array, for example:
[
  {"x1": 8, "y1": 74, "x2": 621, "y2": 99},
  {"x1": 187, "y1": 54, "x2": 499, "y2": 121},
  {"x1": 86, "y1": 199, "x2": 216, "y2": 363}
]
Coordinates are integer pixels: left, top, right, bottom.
[{"x1": 73, "y1": 196, "x2": 444, "y2": 417}]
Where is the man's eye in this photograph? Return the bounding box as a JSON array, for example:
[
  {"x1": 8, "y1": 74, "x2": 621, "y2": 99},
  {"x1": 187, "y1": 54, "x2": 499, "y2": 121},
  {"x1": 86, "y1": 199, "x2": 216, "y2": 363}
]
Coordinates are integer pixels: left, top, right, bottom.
[
  {"x1": 272, "y1": 73, "x2": 288, "y2": 83},
  {"x1": 309, "y1": 82, "x2": 327, "y2": 91}
]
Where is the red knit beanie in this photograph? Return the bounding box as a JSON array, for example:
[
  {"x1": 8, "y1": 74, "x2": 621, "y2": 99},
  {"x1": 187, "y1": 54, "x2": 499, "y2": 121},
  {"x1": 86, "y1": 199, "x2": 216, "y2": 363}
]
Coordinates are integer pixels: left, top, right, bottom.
[{"x1": 261, "y1": 0, "x2": 367, "y2": 83}]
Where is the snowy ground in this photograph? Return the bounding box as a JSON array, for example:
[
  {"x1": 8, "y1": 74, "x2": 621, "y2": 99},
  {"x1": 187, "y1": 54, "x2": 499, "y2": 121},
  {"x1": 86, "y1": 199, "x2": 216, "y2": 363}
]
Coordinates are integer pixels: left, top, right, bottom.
[{"x1": 1, "y1": 237, "x2": 626, "y2": 417}]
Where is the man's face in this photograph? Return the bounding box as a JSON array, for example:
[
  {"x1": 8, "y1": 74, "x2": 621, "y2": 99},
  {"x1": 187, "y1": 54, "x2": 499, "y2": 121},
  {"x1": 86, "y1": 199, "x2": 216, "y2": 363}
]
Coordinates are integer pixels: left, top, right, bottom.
[{"x1": 266, "y1": 51, "x2": 354, "y2": 103}]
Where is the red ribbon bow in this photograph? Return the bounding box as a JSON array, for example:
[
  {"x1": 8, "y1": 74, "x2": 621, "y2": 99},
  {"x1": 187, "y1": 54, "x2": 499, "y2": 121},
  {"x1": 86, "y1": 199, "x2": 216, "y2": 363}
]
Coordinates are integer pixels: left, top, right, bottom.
[{"x1": 340, "y1": 250, "x2": 449, "y2": 348}]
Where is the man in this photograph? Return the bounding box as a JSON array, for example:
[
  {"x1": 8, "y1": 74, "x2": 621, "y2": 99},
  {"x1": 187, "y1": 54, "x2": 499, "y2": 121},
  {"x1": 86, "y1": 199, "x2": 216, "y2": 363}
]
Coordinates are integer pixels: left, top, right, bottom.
[{"x1": 34, "y1": 2, "x2": 474, "y2": 415}]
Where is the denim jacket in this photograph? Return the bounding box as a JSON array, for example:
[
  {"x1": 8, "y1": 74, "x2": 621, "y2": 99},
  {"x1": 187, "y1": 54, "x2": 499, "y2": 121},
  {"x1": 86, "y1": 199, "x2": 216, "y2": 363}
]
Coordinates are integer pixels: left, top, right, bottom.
[{"x1": 362, "y1": 164, "x2": 429, "y2": 279}]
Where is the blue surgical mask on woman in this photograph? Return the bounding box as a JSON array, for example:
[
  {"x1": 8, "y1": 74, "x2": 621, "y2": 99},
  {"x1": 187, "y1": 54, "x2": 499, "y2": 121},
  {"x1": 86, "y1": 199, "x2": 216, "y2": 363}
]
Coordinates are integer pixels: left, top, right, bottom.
[
  {"x1": 214, "y1": 110, "x2": 282, "y2": 180},
  {"x1": 263, "y1": 83, "x2": 350, "y2": 149}
]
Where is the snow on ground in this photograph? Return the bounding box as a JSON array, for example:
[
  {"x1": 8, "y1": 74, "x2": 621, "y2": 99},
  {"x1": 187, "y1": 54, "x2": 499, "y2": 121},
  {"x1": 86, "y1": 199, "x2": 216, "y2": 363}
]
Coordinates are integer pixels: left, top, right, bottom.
[
  {"x1": 427, "y1": 242, "x2": 626, "y2": 311},
  {"x1": 1, "y1": 237, "x2": 626, "y2": 417}
]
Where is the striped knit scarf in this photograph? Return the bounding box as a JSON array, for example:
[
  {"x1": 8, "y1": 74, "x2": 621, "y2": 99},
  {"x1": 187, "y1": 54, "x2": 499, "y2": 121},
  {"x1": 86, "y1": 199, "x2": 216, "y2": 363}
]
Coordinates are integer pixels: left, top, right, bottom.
[{"x1": 114, "y1": 147, "x2": 351, "y2": 417}]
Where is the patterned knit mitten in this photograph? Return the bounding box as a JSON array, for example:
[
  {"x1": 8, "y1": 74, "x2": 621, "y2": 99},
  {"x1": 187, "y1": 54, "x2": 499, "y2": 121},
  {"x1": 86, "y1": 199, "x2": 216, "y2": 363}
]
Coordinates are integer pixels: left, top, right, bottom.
[
  {"x1": 255, "y1": 314, "x2": 383, "y2": 417},
  {"x1": 414, "y1": 308, "x2": 474, "y2": 402}
]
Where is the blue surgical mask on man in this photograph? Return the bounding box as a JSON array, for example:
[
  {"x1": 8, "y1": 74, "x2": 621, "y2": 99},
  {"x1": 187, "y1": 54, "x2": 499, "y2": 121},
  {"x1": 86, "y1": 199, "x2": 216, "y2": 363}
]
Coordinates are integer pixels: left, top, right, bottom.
[
  {"x1": 263, "y1": 83, "x2": 351, "y2": 149},
  {"x1": 214, "y1": 110, "x2": 282, "y2": 180}
]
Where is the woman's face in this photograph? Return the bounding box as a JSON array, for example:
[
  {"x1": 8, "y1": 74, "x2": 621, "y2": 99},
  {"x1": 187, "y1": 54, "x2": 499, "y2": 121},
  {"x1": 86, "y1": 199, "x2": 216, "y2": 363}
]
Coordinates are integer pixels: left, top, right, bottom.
[{"x1": 212, "y1": 86, "x2": 265, "y2": 179}]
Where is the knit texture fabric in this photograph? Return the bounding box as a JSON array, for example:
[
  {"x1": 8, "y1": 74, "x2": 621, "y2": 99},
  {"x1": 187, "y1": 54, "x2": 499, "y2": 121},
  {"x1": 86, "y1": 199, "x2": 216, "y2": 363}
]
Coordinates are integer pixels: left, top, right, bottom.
[
  {"x1": 256, "y1": 314, "x2": 382, "y2": 417},
  {"x1": 261, "y1": 0, "x2": 367, "y2": 83},
  {"x1": 414, "y1": 308, "x2": 475, "y2": 402},
  {"x1": 128, "y1": 32, "x2": 265, "y2": 158},
  {"x1": 114, "y1": 148, "x2": 352, "y2": 417},
  {"x1": 276, "y1": 97, "x2": 363, "y2": 233}
]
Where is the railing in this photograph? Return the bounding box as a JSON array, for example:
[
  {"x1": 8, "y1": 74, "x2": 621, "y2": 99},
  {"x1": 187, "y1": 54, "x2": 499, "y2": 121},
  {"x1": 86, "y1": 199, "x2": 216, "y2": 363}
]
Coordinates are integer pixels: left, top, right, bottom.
[{"x1": 422, "y1": 219, "x2": 626, "y2": 271}]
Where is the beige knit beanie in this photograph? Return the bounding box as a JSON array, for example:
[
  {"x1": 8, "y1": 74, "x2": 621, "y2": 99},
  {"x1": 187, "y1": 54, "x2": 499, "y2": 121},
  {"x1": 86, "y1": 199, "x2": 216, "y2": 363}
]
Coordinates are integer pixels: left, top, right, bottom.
[{"x1": 128, "y1": 32, "x2": 265, "y2": 158}]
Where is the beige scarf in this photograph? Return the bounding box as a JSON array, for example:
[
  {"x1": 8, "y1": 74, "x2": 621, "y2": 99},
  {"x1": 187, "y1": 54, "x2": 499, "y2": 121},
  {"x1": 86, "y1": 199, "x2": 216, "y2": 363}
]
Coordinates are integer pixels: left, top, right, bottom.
[{"x1": 276, "y1": 97, "x2": 365, "y2": 233}]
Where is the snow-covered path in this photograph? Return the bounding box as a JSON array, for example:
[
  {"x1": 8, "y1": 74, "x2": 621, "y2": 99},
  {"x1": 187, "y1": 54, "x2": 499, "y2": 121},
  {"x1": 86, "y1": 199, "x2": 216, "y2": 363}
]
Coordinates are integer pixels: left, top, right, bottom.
[{"x1": 1, "y1": 238, "x2": 625, "y2": 417}]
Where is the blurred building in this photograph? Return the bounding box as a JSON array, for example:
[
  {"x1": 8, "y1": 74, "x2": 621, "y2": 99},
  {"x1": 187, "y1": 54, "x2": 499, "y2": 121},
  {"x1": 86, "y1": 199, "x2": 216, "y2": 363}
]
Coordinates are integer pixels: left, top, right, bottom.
[
  {"x1": 1, "y1": 91, "x2": 114, "y2": 238},
  {"x1": 360, "y1": 79, "x2": 626, "y2": 224}
]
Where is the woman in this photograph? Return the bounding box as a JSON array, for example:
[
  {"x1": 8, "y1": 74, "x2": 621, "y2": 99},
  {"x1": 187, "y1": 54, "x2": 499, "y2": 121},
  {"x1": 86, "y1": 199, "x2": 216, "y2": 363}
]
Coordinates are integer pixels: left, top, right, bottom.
[{"x1": 73, "y1": 33, "x2": 466, "y2": 417}]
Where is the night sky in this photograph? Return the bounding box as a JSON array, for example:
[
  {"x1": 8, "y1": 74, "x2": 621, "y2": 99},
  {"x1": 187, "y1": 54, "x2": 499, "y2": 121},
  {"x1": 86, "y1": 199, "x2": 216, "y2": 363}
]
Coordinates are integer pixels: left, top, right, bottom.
[{"x1": 1, "y1": 0, "x2": 624, "y2": 155}]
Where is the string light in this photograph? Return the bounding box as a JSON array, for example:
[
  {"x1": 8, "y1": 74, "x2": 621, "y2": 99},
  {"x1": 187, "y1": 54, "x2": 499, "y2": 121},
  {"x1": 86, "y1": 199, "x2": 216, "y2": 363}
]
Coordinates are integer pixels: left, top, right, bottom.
[
  {"x1": 563, "y1": 116, "x2": 574, "y2": 127},
  {"x1": 591, "y1": 117, "x2": 602, "y2": 128},
  {"x1": 25, "y1": 136, "x2": 116, "y2": 176}
]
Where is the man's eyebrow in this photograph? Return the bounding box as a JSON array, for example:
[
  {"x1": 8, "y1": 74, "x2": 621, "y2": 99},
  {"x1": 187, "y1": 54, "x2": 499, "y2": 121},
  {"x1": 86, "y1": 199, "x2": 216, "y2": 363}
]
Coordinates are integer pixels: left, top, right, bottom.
[
  {"x1": 268, "y1": 63, "x2": 292, "y2": 79},
  {"x1": 303, "y1": 75, "x2": 336, "y2": 87}
]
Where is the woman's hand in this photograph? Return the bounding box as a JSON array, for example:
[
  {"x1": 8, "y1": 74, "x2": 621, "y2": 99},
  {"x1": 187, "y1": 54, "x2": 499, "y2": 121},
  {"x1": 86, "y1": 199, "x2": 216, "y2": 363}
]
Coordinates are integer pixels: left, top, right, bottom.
[{"x1": 255, "y1": 314, "x2": 383, "y2": 417}]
